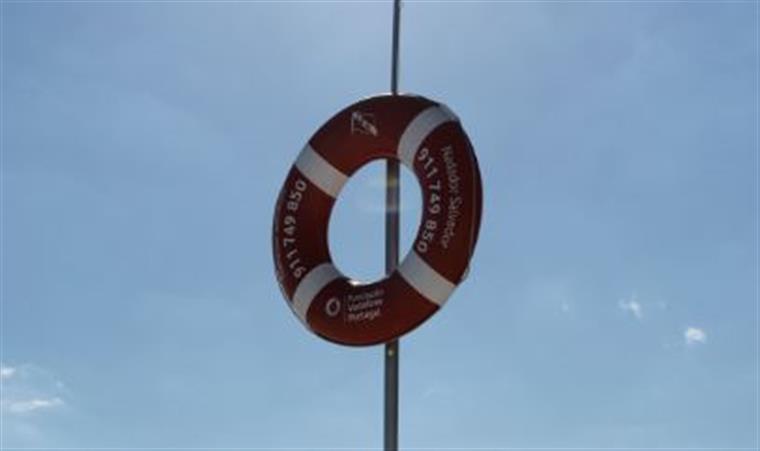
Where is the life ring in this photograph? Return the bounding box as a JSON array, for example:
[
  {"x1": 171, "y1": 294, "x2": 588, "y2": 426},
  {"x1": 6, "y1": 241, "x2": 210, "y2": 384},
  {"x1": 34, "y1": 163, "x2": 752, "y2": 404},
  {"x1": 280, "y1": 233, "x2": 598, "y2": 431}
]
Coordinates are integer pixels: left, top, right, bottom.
[{"x1": 272, "y1": 94, "x2": 482, "y2": 346}]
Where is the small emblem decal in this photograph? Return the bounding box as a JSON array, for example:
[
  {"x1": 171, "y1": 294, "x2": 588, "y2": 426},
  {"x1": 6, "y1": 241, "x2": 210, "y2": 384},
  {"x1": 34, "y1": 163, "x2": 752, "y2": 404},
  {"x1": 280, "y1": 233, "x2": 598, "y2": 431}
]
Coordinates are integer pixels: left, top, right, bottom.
[
  {"x1": 351, "y1": 111, "x2": 378, "y2": 137},
  {"x1": 325, "y1": 297, "x2": 341, "y2": 317}
]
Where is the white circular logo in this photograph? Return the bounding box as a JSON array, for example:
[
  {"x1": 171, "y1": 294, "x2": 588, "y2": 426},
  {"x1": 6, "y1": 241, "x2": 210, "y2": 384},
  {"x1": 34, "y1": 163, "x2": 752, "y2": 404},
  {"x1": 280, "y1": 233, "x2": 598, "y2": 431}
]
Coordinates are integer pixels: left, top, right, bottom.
[{"x1": 325, "y1": 297, "x2": 341, "y2": 317}]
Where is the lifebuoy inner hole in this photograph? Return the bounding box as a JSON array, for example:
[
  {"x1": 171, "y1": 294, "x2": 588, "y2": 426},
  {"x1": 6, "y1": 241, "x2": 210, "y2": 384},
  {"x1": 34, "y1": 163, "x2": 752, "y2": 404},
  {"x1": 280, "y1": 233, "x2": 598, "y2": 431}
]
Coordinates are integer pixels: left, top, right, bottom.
[{"x1": 328, "y1": 159, "x2": 422, "y2": 283}]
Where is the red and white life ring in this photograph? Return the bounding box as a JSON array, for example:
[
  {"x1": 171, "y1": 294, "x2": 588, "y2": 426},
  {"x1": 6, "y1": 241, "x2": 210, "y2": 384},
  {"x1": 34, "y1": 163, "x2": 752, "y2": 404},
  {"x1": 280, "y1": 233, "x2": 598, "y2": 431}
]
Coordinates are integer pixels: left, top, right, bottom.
[{"x1": 272, "y1": 94, "x2": 482, "y2": 346}]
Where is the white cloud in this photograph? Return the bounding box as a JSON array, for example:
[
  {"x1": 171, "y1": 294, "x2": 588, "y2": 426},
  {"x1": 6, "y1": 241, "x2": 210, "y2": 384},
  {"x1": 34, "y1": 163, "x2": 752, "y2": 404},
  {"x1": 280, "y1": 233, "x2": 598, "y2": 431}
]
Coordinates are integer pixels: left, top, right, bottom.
[
  {"x1": 1, "y1": 366, "x2": 17, "y2": 380},
  {"x1": 5, "y1": 397, "x2": 64, "y2": 414},
  {"x1": 0, "y1": 363, "x2": 68, "y2": 418},
  {"x1": 684, "y1": 327, "x2": 707, "y2": 345},
  {"x1": 619, "y1": 296, "x2": 643, "y2": 319}
]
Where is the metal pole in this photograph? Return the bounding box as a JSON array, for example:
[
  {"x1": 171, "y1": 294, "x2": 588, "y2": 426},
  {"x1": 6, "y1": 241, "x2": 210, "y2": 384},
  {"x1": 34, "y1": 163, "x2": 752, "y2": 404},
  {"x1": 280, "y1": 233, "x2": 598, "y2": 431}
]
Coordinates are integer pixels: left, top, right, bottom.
[
  {"x1": 384, "y1": 1, "x2": 401, "y2": 450},
  {"x1": 390, "y1": 0, "x2": 401, "y2": 95}
]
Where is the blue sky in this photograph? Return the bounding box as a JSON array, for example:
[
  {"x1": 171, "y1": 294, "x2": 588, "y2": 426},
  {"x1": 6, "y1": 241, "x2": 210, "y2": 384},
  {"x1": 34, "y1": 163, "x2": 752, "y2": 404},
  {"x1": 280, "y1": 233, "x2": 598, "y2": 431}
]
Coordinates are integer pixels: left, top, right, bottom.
[{"x1": 0, "y1": 1, "x2": 757, "y2": 449}]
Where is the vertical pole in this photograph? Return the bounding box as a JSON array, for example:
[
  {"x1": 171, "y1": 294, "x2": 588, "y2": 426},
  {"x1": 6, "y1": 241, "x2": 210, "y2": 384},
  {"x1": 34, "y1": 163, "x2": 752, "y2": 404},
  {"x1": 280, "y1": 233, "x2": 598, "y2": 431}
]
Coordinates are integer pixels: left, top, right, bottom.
[{"x1": 385, "y1": 1, "x2": 401, "y2": 451}]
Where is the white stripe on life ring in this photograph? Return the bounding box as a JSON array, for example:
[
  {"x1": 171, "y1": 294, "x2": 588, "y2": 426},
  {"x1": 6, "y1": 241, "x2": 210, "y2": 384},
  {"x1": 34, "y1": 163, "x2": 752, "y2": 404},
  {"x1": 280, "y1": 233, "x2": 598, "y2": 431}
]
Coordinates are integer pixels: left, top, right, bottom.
[
  {"x1": 292, "y1": 262, "x2": 342, "y2": 323},
  {"x1": 397, "y1": 105, "x2": 459, "y2": 168},
  {"x1": 397, "y1": 251, "x2": 456, "y2": 306},
  {"x1": 294, "y1": 144, "x2": 348, "y2": 198}
]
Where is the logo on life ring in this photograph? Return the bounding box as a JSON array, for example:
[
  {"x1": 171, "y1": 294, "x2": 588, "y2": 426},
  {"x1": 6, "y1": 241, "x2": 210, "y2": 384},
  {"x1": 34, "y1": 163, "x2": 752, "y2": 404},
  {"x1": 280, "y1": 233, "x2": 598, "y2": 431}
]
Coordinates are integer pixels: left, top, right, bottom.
[
  {"x1": 351, "y1": 111, "x2": 378, "y2": 136},
  {"x1": 325, "y1": 297, "x2": 341, "y2": 317}
]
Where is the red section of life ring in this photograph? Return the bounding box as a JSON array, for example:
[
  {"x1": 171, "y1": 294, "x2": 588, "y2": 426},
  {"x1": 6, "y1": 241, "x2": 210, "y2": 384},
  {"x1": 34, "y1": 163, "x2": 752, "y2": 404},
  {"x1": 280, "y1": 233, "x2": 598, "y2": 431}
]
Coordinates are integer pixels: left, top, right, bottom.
[{"x1": 272, "y1": 94, "x2": 483, "y2": 346}]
